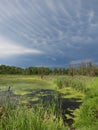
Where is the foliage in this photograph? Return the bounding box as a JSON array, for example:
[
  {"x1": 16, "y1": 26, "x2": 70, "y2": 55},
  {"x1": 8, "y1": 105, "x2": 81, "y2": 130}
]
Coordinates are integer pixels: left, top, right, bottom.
[
  {"x1": 56, "y1": 80, "x2": 63, "y2": 89},
  {"x1": 0, "y1": 65, "x2": 24, "y2": 74},
  {"x1": 56, "y1": 76, "x2": 98, "y2": 129},
  {"x1": 0, "y1": 75, "x2": 98, "y2": 130},
  {"x1": 0, "y1": 64, "x2": 98, "y2": 76},
  {"x1": 74, "y1": 97, "x2": 98, "y2": 129},
  {"x1": 0, "y1": 65, "x2": 69, "y2": 75},
  {"x1": 73, "y1": 77, "x2": 98, "y2": 130},
  {"x1": 0, "y1": 99, "x2": 66, "y2": 130},
  {"x1": 56, "y1": 76, "x2": 88, "y2": 93}
]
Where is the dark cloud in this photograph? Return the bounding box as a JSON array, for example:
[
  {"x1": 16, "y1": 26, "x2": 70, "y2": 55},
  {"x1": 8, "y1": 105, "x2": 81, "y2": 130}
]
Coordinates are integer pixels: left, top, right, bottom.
[{"x1": 0, "y1": 0, "x2": 98, "y2": 67}]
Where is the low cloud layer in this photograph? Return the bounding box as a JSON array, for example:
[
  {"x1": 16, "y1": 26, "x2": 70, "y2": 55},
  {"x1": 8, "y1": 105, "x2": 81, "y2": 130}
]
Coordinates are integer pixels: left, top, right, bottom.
[{"x1": 0, "y1": 37, "x2": 43, "y2": 58}]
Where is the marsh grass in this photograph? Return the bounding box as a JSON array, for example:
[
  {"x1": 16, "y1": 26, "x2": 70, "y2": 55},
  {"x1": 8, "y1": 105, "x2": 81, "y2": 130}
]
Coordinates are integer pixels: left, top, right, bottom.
[
  {"x1": 0, "y1": 83, "x2": 67, "y2": 130},
  {"x1": 56, "y1": 76, "x2": 92, "y2": 93},
  {"x1": 0, "y1": 99, "x2": 67, "y2": 130},
  {"x1": 72, "y1": 77, "x2": 98, "y2": 130},
  {"x1": 0, "y1": 75, "x2": 98, "y2": 130},
  {"x1": 56, "y1": 76, "x2": 98, "y2": 130}
]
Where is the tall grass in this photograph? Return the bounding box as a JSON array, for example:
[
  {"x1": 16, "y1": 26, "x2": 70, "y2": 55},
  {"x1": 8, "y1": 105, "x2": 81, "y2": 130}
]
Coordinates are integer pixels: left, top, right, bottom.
[
  {"x1": 1, "y1": 75, "x2": 98, "y2": 130},
  {"x1": 0, "y1": 97, "x2": 67, "y2": 130},
  {"x1": 73, "y1": 97, "x2": 98, "y2": 130},
  {"x1": 56, "y1": 76, "x2": 98, "y2": 130},
  {"x1": 56, "y1": 76, "x2": 91, "y2": 93}
]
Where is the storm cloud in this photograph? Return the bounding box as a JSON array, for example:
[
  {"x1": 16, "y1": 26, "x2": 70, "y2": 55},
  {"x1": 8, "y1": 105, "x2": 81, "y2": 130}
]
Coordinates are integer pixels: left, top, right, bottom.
[{"x1": 0, "y1": 0, "x2": 98, "y2": 67}]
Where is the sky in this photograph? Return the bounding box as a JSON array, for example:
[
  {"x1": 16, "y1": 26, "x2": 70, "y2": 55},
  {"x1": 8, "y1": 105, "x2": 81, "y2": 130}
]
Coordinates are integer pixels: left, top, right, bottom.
[{"x1": 0, "y1": 0, "x2": 98, "y2": 68}]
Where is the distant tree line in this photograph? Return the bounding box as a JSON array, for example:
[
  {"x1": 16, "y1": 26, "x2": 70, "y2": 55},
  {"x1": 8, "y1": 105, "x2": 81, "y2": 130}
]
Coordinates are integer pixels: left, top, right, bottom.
[
  {"x1": 0, "y1": 65, "x2": 69, "y2": 75},
  {"x1": 0, "y1": 64, "x2": 98, "y2": 76},
  {"x1": 0, "y1": 65, "x2": 24, "y2": 74}
]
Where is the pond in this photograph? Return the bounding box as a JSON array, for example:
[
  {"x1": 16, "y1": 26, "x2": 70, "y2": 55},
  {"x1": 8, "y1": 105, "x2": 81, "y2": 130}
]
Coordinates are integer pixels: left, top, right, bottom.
[{"x1": 0, "y1": 88, "x2": 82, "y2": 126}]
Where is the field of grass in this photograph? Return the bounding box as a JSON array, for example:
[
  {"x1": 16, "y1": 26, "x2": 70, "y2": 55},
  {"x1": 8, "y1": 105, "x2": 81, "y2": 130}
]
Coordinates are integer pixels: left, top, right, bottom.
[{"x1": 0, "y1": 75, "x2": 98, "y2": 130}]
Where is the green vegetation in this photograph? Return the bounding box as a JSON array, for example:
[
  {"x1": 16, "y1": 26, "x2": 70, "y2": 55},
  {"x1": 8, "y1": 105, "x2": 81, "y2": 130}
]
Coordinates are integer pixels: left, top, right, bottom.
[
  {"x1": 56, "y1": 76, "x2": 98, "y2": 130},
  {"x1": 0, "y1": 65, "x2": 68, "y2": 75},
  {"x1": 74, "y1": 97, "x2": 98, "y2": 130},
  {"x1": 0, "y1": 63, "x2": 98, "y2": 76},
  {"x1": 0, "y1": 104, "x2": 66, "y2": 130},
  {"x1": 73, "y1": 77, "x2": 98, "y2": 130},
  {"x1": 0, "y1": 74, "x2": 98, "y2": 130}
]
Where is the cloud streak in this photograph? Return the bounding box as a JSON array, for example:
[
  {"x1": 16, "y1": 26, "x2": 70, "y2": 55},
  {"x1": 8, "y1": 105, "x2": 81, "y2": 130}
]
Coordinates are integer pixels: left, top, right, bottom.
[
  {"x1": 0, "y1": 37, "x2": 43, "y2": 58},
  {"x1": 0, "y1": 0, "x2": 98, "y2": 67}
]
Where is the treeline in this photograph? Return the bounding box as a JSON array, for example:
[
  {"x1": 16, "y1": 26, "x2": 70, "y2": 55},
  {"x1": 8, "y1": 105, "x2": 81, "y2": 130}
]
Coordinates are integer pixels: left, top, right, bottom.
[
  {"x1": 0, "y1": 65, "x2": 69, "y2": 75},
  {"x1": 0, "y1": 65, "x2": 24, "y2": 74},
  {"x1": 0, "y1": 65, "x2": 98, "y2": 76}
]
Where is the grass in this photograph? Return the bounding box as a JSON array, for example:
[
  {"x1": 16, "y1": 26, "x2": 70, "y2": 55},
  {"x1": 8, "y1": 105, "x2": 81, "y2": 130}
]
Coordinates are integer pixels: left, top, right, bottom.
[
  {"x1": 0, "y1": 104, "x2": 67, "y2": 130},
  {"x1": 71, "y1": 76, "x2": 98, "y2": 130},
  {"x1": 0, "y1": 75, "x2": 98, "y2": 130}
]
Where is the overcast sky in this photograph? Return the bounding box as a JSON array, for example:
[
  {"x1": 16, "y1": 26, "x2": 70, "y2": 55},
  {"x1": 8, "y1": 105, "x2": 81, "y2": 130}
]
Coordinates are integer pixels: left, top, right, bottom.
[{"x1": 0, "y1": 0, "x2": 98, "y2": 67}]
